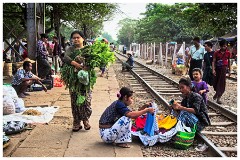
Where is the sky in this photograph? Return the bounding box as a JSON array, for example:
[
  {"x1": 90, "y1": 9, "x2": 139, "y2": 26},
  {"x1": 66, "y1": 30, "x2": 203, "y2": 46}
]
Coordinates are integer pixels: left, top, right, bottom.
[{"x1": 103, "y1": 3, "x2": 147, "y2": 41}]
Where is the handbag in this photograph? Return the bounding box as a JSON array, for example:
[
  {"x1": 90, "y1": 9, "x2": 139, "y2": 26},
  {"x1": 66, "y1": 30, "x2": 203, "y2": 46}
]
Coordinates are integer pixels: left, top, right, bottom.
[
  {"x1": 216, "y1": 51, "x2": 226, "y2": 67},
  {"x1": 173, "y1": 124, "x2": 197, "y2": 150}
]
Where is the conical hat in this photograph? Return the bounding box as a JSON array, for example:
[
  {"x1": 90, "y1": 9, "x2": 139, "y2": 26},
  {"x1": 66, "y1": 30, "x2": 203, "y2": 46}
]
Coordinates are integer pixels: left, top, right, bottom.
[{"x1": 23, "y1": 58, "x2": 35, "y2": 63}]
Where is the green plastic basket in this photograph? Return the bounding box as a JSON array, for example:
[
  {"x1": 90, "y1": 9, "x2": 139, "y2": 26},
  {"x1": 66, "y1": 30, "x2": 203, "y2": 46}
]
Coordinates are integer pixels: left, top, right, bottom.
[
  {"x1": 173, "y1": 124, "x2": 197, "y2": 150},
  {"x1": 174, "y1": 141, "x2": 193, "y2": 150}
]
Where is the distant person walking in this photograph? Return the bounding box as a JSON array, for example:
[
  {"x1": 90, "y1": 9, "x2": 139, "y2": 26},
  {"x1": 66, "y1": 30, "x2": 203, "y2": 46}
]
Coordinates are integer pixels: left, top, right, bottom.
[
  {"x1": 123, "y1": 46, "x2": 127, "y2": 54},
  {"x1": 187, "y1": 37, "x2": 205, "y2": 80},
  {"x1": 36, "y1": 33, "x2": 51, "y2": 79},
  {"x1": 52, "y1": 36, "x2": 61, "y2": 73},
  {"x1": 202, "y1": 41, "x2": 214, "y2": 86},
  {"x1": 212, "y1": 39, "x2": 231, "y2": 104}
]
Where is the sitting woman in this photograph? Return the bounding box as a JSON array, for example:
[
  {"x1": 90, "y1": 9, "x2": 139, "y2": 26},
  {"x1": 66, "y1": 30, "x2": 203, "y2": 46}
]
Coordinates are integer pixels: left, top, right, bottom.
[
  {"x1": 122, "y1": 52, "x2": 134, "y2": 71},
  {"x1": 99, "y1": 87, "x2": 154, "y2": 148},
  {"x1": 170, "y1": 77, "x2": 210, "y2": 131}
]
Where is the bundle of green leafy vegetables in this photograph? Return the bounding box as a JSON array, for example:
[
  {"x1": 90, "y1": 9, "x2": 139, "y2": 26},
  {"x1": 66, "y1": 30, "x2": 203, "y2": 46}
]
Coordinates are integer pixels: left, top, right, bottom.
[{"x1": 60, "y1": 41, "x2": 115, "y2": 105}]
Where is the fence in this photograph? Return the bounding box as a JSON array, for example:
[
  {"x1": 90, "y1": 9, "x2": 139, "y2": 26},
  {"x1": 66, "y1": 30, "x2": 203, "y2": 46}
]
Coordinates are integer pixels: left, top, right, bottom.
[{"x1": 130, "y1": 42, "x2": 190, "y2": 68}]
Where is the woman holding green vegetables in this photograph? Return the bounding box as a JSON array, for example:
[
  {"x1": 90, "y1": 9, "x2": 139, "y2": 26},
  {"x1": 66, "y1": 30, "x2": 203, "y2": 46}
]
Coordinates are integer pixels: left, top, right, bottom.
[{"x1": 62, "y1": 30, "x2": 92, "y2": 131}]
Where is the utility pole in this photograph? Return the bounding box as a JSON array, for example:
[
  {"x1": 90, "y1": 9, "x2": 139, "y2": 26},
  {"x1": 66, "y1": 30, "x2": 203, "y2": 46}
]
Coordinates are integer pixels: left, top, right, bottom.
[{"x1": 26, "y1": 3, "x2": 37, "y2": 61}]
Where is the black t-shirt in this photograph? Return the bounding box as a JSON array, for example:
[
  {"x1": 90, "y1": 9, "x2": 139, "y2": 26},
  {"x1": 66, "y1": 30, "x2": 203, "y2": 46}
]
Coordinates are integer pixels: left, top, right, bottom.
[{"x1": 204, "y1": 51, "x2": 214, "y2": 67}]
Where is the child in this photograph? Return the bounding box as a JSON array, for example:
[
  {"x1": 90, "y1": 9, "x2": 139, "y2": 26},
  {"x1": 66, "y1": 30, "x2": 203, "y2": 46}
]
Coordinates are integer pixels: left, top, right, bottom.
[
  {"x1": 99, "y1": 87, "x2": 154, "y2": 148},
  {"x1": 176, "y1": 54, "x2": 184, "y2": 65},
  {"x1": 170, "y1": 77, "x2": 210, "y2": 131},
  {"x1": 191, "y1": 68, "x2": 209, "y2": 105}
]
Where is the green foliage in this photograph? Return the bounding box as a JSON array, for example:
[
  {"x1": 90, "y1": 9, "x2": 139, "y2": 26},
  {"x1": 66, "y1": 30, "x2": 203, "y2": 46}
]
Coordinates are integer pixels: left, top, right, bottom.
[
  {"x1": 45, "y1": 3, "x2": 118, "y2": 39},
  {"x1": 91, "y1": 41, "x2": 115, "y2": 67},
  {"x1": 3, "y1": 3, "x2": 27, "y2": 39},
  {"x1": 60, "y1": 42, "x2": 115, "y2": 105},
  {"x1": 117, "y1": 18, "x2": 138, "y2": 47},
  {"x1": 117, "y1": 3, "x2": 237, "y2": 44}
]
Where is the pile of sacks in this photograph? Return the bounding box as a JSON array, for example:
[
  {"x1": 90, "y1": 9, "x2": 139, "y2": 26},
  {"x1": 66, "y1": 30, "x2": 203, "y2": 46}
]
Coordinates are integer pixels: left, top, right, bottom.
[{"x1": 3, "y1": 85, "x2": 25, "y2": 115}]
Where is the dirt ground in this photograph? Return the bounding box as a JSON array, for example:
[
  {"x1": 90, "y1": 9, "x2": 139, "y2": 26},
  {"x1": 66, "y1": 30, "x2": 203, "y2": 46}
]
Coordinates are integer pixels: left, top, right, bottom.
[{"x1": 3, "y1": 67, "x2": 143, "y2": 157}]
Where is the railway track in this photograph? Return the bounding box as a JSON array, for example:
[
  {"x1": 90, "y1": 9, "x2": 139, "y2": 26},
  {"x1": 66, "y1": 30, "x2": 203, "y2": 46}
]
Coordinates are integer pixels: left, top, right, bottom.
[
  {"x1": 114, "y1": 53, "x2": 237, "y2": 157},
  {"x1": 226, "y1": 75, "x2": 237, "y2": 81}
]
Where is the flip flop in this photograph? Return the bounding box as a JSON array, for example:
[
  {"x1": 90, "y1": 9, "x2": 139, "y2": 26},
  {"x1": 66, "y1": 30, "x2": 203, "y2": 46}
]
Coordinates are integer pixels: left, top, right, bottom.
[
  {"x1": 116, "y1": 143, "x2": 130, "y2": 148},
  {"x1": 83, "y1": 120, "x2": 91, "y2": 130},
  {"x1": 72, "y1": 124, "x2": 82, "y2": 132}
]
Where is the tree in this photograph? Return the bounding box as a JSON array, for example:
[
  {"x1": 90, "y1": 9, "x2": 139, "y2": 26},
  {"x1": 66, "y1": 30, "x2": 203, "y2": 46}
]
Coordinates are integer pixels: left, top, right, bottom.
[
  {"x1": 117, "y1": 3, "x2": 237, "y2": 44},
  {"x1": 45, "y1": 3, "x2": 118, "y2": 39},
  {"x1": 117, "y1": 18, "x2": 138, "y2": 47}
]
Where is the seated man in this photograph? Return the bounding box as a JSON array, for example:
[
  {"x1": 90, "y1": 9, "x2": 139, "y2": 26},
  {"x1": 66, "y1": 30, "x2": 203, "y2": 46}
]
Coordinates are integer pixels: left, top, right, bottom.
[
  {"x1": 122, "y1": 52, "x2": 134, "y2": 71},
  {"x1": 11, "y1": 60, "x2": 47, "y2": 98}
]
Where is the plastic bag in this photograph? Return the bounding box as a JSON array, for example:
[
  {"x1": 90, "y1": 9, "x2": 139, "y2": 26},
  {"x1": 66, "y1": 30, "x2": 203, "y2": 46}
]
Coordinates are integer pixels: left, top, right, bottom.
[
  {"x1": 3, "y1": 121, "x2": 27, "y2": 135},
  {"x1": 3, "y1": 85, "x2": 18, "y2": 98},
  {"x1": 3, "y1": 95, "x2": 16, "y2": 115},
  {"x1": 13, "y1": 97, "x2": 25, "y2": 113},
  {"x1": 173, "y1": 124, "x2": 197, "y2": 150},
  {"x1": 77, "y1": 70, "x2": 89, "y2": 85}
]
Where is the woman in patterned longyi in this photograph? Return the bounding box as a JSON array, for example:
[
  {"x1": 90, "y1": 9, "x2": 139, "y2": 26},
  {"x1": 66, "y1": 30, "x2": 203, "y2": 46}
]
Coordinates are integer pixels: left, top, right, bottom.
[
  {"x1": 62, "y1": 30, "x2": 92, "y2": 132},
  {"x1": 99, "y1": 87, "x2": 154, "y2": 148}
]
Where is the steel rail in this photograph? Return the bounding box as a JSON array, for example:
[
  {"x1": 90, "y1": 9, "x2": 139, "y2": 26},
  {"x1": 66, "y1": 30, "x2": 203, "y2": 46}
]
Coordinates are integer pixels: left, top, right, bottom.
[
  {"x1": 117, "y1": 53, "x2": 237, "y2": 122},
  {"x1": 115, "y1": 53, "x2": 236, "y2": 157}
]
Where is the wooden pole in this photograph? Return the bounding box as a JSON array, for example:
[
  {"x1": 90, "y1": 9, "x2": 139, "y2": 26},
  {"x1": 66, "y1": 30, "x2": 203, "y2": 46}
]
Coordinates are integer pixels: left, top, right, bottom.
[
  {"x1": 146, "y1": 43, "x2": 148, "y2": 60},
  {"x1": 165, "y1": 42, "x2": 168, "y2": 66},
  {"x1": 150, "y1": 43, "x2": 152, "y2": 60},
  {"x1": 183, "y1": 42, "x2": 186, "y2": 63},
  {"x1": 153, "y1": 42, "x2": 155, "y2": 64},
  {"x1": 159, "y1": 42, "x2": 163, "y2": 66}
]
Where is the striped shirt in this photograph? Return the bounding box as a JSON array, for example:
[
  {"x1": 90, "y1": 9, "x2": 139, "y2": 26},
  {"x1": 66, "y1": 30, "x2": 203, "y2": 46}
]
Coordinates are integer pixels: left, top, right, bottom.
[{"x1": 36, "y1": 40, "x2": 48, "y2": 59}]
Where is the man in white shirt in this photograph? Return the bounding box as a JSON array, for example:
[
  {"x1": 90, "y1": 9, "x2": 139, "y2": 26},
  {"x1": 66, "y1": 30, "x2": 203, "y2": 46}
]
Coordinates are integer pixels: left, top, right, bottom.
[{"x1": 187, "y1": 37, "x2": 205, "y2": 80}]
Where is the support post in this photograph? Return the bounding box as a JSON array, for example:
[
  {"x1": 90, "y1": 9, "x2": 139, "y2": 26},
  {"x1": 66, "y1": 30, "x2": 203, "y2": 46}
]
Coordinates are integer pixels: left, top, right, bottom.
[
  {"x1": 146, "y1": 43, "x2": 148, "y2": 60},
  {"x1": 26, "y1": 3, "x2": 36, "y2": 61},
  {"x1": 183, "y1": 42, "x2": 186, "y2": 63},
  {"x1": 153, "y1": 42, "x2": 155, "y2": 64},
  {"x1": 159, "y1": 42, "x2": 163, "y2": 66},
  {"x1": 165, "y1": 42, "x2": 168, "y2": 66}
]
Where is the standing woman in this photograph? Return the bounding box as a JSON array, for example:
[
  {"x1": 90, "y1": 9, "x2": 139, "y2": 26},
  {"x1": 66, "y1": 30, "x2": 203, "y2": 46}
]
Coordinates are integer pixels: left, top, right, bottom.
[
  {"x1": 212, "y1": 39, "x2": 231, "y2": 104},
  {"x1": 187, "y1": 37, "x2": 205, "y2": 80},
  {"x1": 202, "y1": 41, "x2": 214, "y2": 86},
  {"x1": 63, "y1": 30, "x2": 92, "y2": 131}
]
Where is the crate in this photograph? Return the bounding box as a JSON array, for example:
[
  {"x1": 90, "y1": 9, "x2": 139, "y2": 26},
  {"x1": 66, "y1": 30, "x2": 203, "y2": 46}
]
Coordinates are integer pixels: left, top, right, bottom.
[{"x1": 41, "y1": 78, "x2": 53, "y2": 90}]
